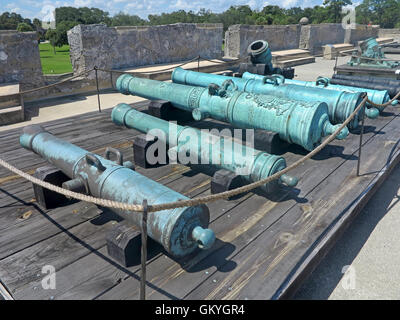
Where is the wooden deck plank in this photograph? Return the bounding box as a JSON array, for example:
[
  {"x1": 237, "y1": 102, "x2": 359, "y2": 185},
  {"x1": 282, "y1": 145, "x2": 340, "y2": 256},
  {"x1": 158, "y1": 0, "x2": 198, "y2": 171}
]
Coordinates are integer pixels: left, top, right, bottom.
[
  {"x1": 12, "y1": 190, "x2": 252, "y2": 300},
  {"x1": 0, "y1": 169, "x2": 215, "y2": 298},
  {"x1": 0, "y1": 100, "x2": 398, "y2": 300},
  {"x1": 96, "y1": 109, "x2": 400, "y2": 300},
  {"x1": 184, "y1": 112, "x2": 400, "y2": 300}
]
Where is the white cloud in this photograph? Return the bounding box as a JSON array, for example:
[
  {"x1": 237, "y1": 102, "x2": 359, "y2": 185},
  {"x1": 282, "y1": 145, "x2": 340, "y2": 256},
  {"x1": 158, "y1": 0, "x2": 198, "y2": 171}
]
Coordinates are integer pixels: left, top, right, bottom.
[
  {"x1": 281, "y1": 0, "x2": 299, "y2": 8},
  {"x1": 73, "y1": 0, "x2": 92, "y2": 6},
  {"x1": 10, "y1": 7, "x2": 21, "y2": 13}
]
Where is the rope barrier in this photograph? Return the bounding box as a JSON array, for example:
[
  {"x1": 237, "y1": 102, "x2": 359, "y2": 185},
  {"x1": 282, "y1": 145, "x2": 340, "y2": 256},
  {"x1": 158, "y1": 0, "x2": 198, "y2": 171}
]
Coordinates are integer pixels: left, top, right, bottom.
[
  {"x1": 0, "y1": 94, "x2": 380, "y2": 213},
  {"x1": 0, "y1": 55, "x2": 243, "y2": 100},
  {"x1": 0, "y1": 56, "x2": 398, "y2": 213},
  {"x1": 365, "y1": 91, "x2": 400, "y2": 108},
  {"x1": 15, "y1": 68, "x2": 95, "y2": 96},
  {"x1": 96, "y1": 56, "x2": 245, "y2": 76}
]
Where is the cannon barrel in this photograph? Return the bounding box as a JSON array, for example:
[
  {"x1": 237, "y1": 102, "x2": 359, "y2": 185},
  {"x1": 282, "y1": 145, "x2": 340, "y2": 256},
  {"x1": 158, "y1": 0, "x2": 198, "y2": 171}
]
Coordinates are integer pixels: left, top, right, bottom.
[
  {"x1": 112, "y1": 104, "x2": 298, "y2": 192},
  {"x1": 348, "y1": 37, "x2": 400, "y2": 69},
  {"x1": 171, "y1": 67, "x2": 378, "y2": 129},
  {"x1": 116, "y1": 74, "x2": 348, "y2": 151},
  {"x1": 20, "y1": 125, "x2": 215, "y2": 257},
  {"x1": 242, "y1": 72, "x2": 391, "y2": 111},
  {"x1": 247, "y1": 40, "x2": 273, "y2": 73},
  {"x1": 331, "y1": 74, "x2": 400, "y2": 100}
]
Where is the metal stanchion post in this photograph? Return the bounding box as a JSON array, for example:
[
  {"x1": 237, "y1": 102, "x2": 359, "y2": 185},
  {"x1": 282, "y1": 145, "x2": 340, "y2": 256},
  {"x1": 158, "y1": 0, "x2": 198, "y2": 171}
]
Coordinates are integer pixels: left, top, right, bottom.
[
  {"x1": 357, "y1": 102, "x2": 366, "y2": 176},
  {"x1": 334, "y1": 54, "x2": 338, "y2": 74},
  {"x1": 94, "y1": 66, "x2": 101, "y2": 112},
  {"x1": 110, "y1": 71, "x2": 113, "y2": 89},
  {"x1": 20, "y1": 93, "x2": 25, "y2": 121},
  {"x1": 140, "y1": 199, "x2": 148, "y2": 300}
]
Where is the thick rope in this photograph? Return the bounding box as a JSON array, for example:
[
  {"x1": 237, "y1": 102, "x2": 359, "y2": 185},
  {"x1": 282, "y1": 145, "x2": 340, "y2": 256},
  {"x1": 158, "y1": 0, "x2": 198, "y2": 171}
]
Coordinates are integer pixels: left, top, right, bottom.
[
  {"x1": 16, "y1": 69, "x2": 95, "y2": 96},
  {"x1": 104, "y1": 56, "x2": 202, "y2": 75},
  {"x1": 0, "y1": 55, "x2": 243, "y2": 99},
  {"x1": 366, "y1": 91, "x2": 400, "y2": 108},
  {"x1": 0, "y1": 157, "x2": 143, "y2": 212},
  {"x1": 96, "y1": 56, "x2": 245, "y2": 76},
  {"x1": 0, "y1": 95, "x2": 372, "y2": 213}
]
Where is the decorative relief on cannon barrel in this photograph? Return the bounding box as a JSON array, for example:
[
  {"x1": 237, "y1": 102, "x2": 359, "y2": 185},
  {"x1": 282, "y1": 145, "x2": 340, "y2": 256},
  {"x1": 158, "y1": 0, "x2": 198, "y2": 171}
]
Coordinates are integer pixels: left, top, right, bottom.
[
  {"x1": 250, "y1": 94, "x2": 292, "y2": 116},
  {"x1": 188, "y1": 87, "x2": 203, "y2": 109},
  {"x1": 116, "y1": 74, "x2": 349, "y2": 151}
]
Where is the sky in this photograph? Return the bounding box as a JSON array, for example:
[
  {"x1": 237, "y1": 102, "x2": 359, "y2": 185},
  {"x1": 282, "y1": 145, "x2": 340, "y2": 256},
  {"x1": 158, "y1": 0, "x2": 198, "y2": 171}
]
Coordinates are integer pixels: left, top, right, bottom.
[{"x1": 1, "y1": 0, "x2": 326, "y2": 20}]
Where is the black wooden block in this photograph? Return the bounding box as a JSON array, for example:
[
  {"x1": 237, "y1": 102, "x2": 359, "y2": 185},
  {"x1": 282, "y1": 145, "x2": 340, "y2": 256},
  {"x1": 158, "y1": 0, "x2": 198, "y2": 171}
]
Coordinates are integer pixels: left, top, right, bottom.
[
  {"x1": 221, "y1": 71, "x2": 233, "y2": 77},
  {"x1": 148, "y1": 100, "x2": 192, "y2": 122},
  {"x1": 238, "y1": 62, "x2": 255, "y2": 76},
  {"x1": 238, "y1": 62, "x2": 269, "y2": 76},
  {"x1": 256, "y1": 63, "x2": 269, "y2": 75},
  {"x1": 211, "y1": 169, "x2": 243, "y2": 197},
  {"x1": 106, "y1": 222, "x2": 141, "y2": 267},
  {"x1": 282, "y1": 68, "x2": 295, "y2": 80},
  {"x1": 33, "y1": 166, "x2": 70, "y2": 210},
  {"x1": 132, "y1": 134, "x2": 168, "y2": 168},
  {"x1": 253, "y1": 130, "x2": 289, "y2": 155}
]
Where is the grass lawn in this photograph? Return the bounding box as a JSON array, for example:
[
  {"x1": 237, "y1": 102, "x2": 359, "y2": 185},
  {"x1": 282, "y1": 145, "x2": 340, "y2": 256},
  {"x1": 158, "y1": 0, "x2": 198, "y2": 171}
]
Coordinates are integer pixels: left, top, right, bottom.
[{"x1": 39, "y1": 42, "x2": 73, "y2": 74}]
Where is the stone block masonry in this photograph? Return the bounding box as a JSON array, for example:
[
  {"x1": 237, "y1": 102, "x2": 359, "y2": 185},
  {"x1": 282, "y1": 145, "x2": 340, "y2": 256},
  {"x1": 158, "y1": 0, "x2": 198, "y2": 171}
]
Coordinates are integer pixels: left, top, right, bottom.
[
  {"x1": 0, "y1": 31, "x2": 44, "y2": 90},
  {"x1": 378, "y1": 28, "x2": 400, "y2": 43},
  {"x1": 344, "y1": 24, "x2": 379, "y2": 44},
  {"x1": 224, "y1": 24, "x2": 301, "y2": 58},
  {"x1": 67, "y1": 23, "x2": 224, "y2": 79},
  {"x1": 299, "y1": 23, "x2": 345, "y2": 55},
  {"x1": 225, "y1": 23, "x2": 381, "y2": 57}
]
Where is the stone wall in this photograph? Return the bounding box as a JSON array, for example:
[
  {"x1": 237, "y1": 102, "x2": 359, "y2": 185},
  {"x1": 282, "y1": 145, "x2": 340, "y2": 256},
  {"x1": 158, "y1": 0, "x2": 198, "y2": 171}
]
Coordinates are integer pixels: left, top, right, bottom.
[
  {"x1": 299, "y1": 23, "x2": 345, "y2": 55},
  {"x1": 344, "y1": 24, "x2": 379, "y2": 44},
  {"x1": 225, "y1": 23, "x2": 381, "y2": 57},
  {"x1": 68, "y1": 23, "x2": 223, "y2": 78},
  {"x1": 0, "y1": 31, "x2": 44, "y2": 90},
  {"x1": 379, "y1": 28, "x2": 400, "y2": 42},
  {"x1": 224, "y1": 24, "x2": 301, "y2": 58}
]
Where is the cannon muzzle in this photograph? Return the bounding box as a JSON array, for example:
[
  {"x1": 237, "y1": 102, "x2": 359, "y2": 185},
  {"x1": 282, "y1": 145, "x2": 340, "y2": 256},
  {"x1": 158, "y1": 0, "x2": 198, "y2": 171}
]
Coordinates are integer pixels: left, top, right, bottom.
[
  {"x1": 116, "y1": 74, "x2": 349, "y2": 151},
  {"x1": 242, "y1": 72, "x2": 390, "y2": 111},
  {"x1": 20, "y1": 124, "x2": 215, "y2": 257},
  {"x1": 171, "y1": 67, "x2": 378, "y2": 129},
  {"x1": 112, "y1": 103, "x2": 299, "y2": 193}
]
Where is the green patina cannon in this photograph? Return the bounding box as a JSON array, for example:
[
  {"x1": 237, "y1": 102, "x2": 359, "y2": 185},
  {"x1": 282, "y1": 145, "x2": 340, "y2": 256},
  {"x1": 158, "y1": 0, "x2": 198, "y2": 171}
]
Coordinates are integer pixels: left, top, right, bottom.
[
  {"x1": 242, "y1": 72, "x2": 391, "y2": 112},
  {"x1": 20, "y1": 125, "x2": 215, "y2": 257},
  {"x1": 237, "y1": 40, "x2": 294, "y2": 79},
  {"x1": 348, "y1": 38, "x2": 400, "y2": 69},
  {"x1": 247, "y1": 40, "x2": 274, "y2": 74},
  {"x1": 116, "y1": 74, "x2": 349, "y2": 151},
  {"x1": 111, "y1": 104, "x2": 298, "y2": 193},
  {"x1": 331, "y1": 74, "x2": 400, "y2": 101},
  {"x1": 171, "y1": 67, "x2": 378, "y2": 129}
]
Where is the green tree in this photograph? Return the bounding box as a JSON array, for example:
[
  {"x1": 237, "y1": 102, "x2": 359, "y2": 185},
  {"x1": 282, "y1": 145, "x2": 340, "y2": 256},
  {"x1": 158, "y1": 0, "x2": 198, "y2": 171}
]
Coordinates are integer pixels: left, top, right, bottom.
[
  {"x1": 45, "y1": 21, "x2": 77, "y2": 54},
  {"x1": 323, "y1": 0, "x2": 353, "y2": 23},
  {"x1": 17, "y1": 22, "x2": 33, "y2": 32},
  {"x1": 32, "y1": 18, "x2": 46, "y2": 42},
  {"x1": 55, "y1": 6, "x2": 111, "y2": 25},
  {"x1": 355, "y1": 0, "x2": 400, "y2": 27},
  {"x1": 0, "y1": 12, "x2": 32, "y2": 30},
  {"x1": 111, "y1": 12, "x2": 146, "y2": 26},
  {"x1": 45, "y1": 29, "x2": 58, "y2": 54}
]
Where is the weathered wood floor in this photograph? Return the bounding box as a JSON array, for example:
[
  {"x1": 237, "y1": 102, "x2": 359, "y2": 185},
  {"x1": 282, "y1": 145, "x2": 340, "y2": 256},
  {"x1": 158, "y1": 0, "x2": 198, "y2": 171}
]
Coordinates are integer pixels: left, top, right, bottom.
[{"x1": 0, "y1": 100, "x2": 399, "y2": 300}]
